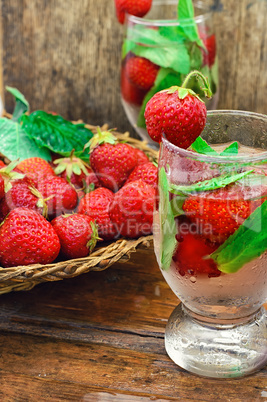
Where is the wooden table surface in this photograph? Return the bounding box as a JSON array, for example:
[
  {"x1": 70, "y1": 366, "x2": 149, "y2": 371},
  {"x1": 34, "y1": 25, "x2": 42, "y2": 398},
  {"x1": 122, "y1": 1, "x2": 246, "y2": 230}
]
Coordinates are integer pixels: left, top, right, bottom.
[{"x1": 0, "y1": 246, "x2": 266, "y2": 401}]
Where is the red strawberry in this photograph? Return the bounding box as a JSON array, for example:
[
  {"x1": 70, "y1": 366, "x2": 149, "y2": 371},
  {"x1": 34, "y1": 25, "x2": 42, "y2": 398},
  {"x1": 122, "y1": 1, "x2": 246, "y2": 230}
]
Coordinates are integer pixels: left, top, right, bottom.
[
  {"x1": 121, "y1": 61, "x2": 147, "y2": 106},
  {"x1": 173, "y1": 231, "x2": 220, "y2": 277},
  {"x1": 125, "y1": 55, "x2": 159, "y2": 91},
  {"x1": 51, "y1": 214, "x2": 99, "y2": 259},
  {"x1": 0, "y1": 177, "x2": 4, "y2": 201},
  {"x1": 199, "y1": 31, "x2": 216, "y2": 67},
  {"x1": 83, "y1": 166, "x2": 101, "y2": 190},
  {"x1": 0, "y1": 161, "x2": 6, "y2": 168},
  {"x1": 144, "y1": 71, "x2": 212, "y2": 147},
  {"x1": 0, "y1": 207, "x2": 60, "y2": 267},
  {"x1": 114, "y1": 0, "x2": 152, "y2": 24},
  {"x1": 37, "y1": 176, "x2": 78, "y2": 219},
  {"x1": 17, "y1": 157, "x2": 55, "y2": 183},
  {"x1": 53, "y1": 153, "x2": 100, "y2": 189},
  {"x1": 125, "y1": 162, "x2": 158, "y2": 189},
  {"x1": 182, "y1": 183, "x2": 267, "y2": 243},
  {"x1": 0, "y1": 179, "x2": 45, "y2": 222},
  {"x1": 0, "y1": 163, "x2": 45, "y2": 221},
  {"x1": 88, "y1": 129, "x2": 137, "y2": 191},
  {"x1": 109, "y1": 179, "x2": 155, "y2": 238},
  {"x1": 78, "y1": 187, "x2": 117, "y2": 240},
  {"x1": 135, "y1": 148, "x2": 149, "y2": 165}
]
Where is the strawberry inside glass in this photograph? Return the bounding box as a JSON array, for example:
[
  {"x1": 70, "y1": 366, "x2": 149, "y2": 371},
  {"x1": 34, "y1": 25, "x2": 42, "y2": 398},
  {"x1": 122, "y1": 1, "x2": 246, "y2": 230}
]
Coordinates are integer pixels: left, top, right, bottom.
[
  {"x1": 154, "y1": 110, "x2": 267, "y2": 378},
  {"x1": 120, "y1": 0, "x2": 219, "y2": 144}
]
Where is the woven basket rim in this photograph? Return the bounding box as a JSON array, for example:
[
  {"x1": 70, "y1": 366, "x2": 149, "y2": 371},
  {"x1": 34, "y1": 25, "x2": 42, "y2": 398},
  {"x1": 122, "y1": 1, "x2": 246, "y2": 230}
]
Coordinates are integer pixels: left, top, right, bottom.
[{"x1": 0, "y1": 121, "x2": 158, "y2": 295}]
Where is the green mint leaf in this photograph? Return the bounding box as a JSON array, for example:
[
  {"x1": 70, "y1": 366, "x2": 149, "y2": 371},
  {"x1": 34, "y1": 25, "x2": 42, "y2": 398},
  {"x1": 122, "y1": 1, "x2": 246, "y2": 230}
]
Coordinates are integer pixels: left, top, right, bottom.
[
  {"x1": 170, "y1": 194, "x2": 187, "y2": 217},
  {"x1": 220, "y1": 142, "x2": 239, "y2": 156},
  {"x1": 124, "y1": 24, "x2": 190, "y2": 75},
  {"x1": 169, "y1": 170, "x2": 254, "y2": 195},
  {"x1": 190, "y1": 136, "x2": 218, "y2": 155},
  {"x1": 177, "y1": 0, "x2": 195, "y2": 19},
  {"x1": 6, "y1": 86, "x2": 29, "y2": 122},
  {"x1": 137, "y1": 68, "x2": 182, "y2": 128},
  {"x1": 178, "y1": 0, "x2": 204, "y2": 48},
  {"x1": 133, "y1": 41, "x2": 190, "y2": 75},
  {"x1": 158, "y1": 167, "x2": 178, "y2": 271},
  {"x1": 188, "y1": 43, "x2": 203, "y2": 70},
  {"x1": 210, "y1": 200, "x2": 267, "y2": 273},
  {"x1": 0, "y1": 117, "x2": 51, "y2": 161},
  {"x1": 21, "y1": 111, "x2": 93, "y2": 161}
]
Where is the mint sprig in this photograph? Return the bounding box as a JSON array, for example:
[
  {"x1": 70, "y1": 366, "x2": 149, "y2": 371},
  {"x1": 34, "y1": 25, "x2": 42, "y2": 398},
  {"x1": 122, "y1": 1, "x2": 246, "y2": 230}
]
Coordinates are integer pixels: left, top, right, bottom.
[
  {"x1": 169, "y1": 170, "x2": 254, "y2": 195},
  {"x1": 190, "y1": 136, "x2": 218, "y2": 155},
  {"x1": 210, "y1": 201, "x2": 267, "y2": 273},
  {"x1": 190, "y1": 137, "x2": 239, "y2": 156},
  {"x1": 158, "y1": 167, "x2": 179, "y2": 271}
]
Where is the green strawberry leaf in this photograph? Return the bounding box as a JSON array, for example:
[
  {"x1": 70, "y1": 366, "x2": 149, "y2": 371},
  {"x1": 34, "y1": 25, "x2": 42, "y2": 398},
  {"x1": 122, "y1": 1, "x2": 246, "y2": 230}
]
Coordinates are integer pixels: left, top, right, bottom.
[
  {"x1": 6, "y1": 86, "x2": 30, "y2": 122},
  {"x1": 220, "y1": 141, "x2": 239, "y2": 156},
  {"x1": 169, "y1": 169, "x2": 254, "y2": 195},
  {"x1": 158, "y1": 167, "x2": 178, "y2": 271},
  {"x1": 0, "y1": 117, "x2": 51, "y2": 161},
  {"x1": 210, "y1": 200, "x2": 267, "y2": 273},
  {"x1": 21, "y1": 111, "x2": 93, "y2": 161},
  {"x1": 190, "y1": 136, "x2": 218, "y2": 155},
  {"x1": 137, "y1": 68, "x2": 182, "y2": 128}
]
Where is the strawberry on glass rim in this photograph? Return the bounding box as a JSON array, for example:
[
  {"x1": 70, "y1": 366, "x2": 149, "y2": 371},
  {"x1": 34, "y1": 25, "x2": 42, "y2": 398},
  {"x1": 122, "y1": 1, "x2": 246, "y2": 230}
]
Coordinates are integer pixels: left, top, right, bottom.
[
  {"x1": 144, "y1": 70, "x2": 212, "y2": 148},
  {"x1": 114, "y1": 0, "x2": 152, "y2": 24}
]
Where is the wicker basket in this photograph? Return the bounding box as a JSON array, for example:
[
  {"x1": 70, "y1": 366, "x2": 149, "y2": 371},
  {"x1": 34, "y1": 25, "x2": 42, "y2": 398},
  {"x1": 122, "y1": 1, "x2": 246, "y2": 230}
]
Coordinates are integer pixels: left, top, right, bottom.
[{"x1": 0, "y1": 123, "x2": 158, "y2": 295}]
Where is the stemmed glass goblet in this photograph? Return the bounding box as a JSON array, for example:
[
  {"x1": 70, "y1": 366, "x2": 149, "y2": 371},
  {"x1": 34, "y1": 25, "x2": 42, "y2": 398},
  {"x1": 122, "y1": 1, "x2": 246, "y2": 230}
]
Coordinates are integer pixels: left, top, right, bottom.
[{"x1": 154, "y1": 110, "x2": 267, "y2": 378}]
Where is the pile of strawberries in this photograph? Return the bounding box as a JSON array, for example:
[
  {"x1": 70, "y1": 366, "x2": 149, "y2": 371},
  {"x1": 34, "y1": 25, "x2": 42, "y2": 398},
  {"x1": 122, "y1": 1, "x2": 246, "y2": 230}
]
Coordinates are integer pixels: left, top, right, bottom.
[{"x1": 0, "y1": 129, "x2": 158, "y2": 268}]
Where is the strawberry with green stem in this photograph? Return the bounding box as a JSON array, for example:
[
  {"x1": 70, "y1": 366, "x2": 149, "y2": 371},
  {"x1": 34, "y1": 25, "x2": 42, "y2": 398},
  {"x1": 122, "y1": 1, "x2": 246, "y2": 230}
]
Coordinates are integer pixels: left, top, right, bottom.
[
  {"x1": 36, "y1": 175, "x2": 78, "y2": 220},
  {"x1": 53, "y1": 150, "x2": 100, "y2": 189},
  {"x1": 51, "y1": 214, "x2": 100, "y2": 259},
  {"x1": 0, "y1": 207, "x2": 60, "y2": 267},
  {"x1": 144, "y1": 70, "x2": 212, "y2": 148},
  {"x1": 109, "y1": 179, "x2": 155, "y2": 238},
  {"x1": 78, "y1": 187, "x2": 117, "y2": 241},
  {"x1": 125, "y1": 55, "x2": 160, "y2": 91},
  {"x1": 17, "y1": 157, "x2": 55, "y2": 183},
  {"x1": 87, "y1": 127, "x2": 137, "y2": 192},
  {"x1": 0, "y1": 161, "x2": 47, "y2": 221},
  {"x1": 125, "y1": 161, "x2": 158, "y2": 189}
]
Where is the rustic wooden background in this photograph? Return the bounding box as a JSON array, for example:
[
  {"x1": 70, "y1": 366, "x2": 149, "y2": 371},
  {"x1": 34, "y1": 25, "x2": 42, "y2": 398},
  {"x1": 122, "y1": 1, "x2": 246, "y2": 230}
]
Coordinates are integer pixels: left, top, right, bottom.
[{"x1": 0, "y1": 0, "x2": 266, "y2": 136}]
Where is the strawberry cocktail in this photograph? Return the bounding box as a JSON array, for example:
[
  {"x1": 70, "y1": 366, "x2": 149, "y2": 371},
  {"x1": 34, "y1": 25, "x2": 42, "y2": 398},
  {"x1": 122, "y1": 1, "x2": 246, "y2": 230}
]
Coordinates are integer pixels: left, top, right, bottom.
[
  {"x1": 119, "y1": 0, "x2": 219, "y2": 144},
  {"x1": 153, "y1": 110, "x2": 267, "y2": 378},
  {"x1": 143, "y1": 71, "x2": 267, "y2": 377}
]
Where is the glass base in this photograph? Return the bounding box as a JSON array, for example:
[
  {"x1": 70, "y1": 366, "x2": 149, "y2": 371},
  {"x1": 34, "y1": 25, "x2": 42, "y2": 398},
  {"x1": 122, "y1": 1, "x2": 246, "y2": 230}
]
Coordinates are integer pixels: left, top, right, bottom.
[{"x1": 165, "y1": 303, "x2": 267, "y2": 378}]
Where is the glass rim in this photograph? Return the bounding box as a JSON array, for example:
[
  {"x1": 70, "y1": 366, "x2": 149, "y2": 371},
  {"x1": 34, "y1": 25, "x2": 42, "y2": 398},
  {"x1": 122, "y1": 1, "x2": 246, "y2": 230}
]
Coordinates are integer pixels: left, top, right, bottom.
[
  {"x1": 161, "y1": 110, "x2": 267, "y2": 164},
  {"x1": 126, "y1": 0, "x2": 212, "y2": 27}
]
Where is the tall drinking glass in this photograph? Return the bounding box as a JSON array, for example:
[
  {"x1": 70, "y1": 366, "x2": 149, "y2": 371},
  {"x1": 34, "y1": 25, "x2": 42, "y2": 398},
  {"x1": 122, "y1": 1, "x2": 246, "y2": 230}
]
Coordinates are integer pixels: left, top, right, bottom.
[
  {"x1": 120, "y1": 0, "x2": 219, "y2": 145},
  {"x1": 154, "y1": 110, "x2": 267, "y2": 378}
]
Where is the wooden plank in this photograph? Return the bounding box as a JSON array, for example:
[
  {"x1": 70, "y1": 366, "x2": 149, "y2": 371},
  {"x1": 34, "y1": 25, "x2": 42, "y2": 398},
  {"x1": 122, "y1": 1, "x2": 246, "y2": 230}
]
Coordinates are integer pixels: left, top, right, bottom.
[
  {"x1": 0, "y1": 251, "x2": 174, "y2": 336},
  {"x1": 0, "y1": 247, "x2": 266, "y2": 401},
  {"x1": 0, "y1": 331, "x2": 266, "y2": 401}
]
